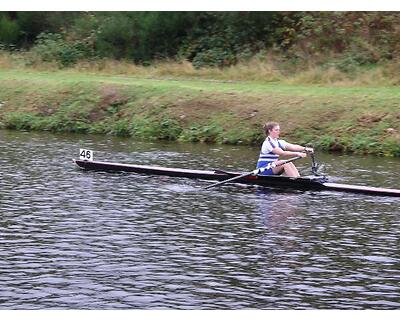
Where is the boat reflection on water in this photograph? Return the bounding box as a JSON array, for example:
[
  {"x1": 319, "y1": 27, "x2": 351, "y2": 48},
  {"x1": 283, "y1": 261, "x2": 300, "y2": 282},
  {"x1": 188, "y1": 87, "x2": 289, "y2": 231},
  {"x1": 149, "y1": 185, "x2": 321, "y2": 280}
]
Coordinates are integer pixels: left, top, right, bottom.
[{"x1": 255, "y1": 188, "x2": 305, "y2": 231}]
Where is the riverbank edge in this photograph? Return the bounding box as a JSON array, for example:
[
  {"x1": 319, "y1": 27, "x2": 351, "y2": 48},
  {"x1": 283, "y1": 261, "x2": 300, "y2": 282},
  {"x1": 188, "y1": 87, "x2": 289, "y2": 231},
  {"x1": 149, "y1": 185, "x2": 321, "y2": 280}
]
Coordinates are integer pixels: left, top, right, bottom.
[{"x1": 0, "y1": 70, "x2": 399, "y2": 157}]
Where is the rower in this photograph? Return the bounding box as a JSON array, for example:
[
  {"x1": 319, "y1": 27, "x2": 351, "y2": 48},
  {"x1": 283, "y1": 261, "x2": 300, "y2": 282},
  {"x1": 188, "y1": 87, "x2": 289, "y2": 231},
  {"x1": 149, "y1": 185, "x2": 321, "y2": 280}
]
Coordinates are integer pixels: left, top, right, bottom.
[{"x1": 256, "y1": 121, "x2": 313, "y2": 177}]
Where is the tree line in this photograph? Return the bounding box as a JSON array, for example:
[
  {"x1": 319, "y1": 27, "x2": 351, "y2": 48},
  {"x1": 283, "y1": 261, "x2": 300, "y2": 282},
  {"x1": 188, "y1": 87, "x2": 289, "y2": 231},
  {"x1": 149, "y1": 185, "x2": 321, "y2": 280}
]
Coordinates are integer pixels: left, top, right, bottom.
[{"x1": 1, "y1": 12, "x2": 399, "y2": 69}]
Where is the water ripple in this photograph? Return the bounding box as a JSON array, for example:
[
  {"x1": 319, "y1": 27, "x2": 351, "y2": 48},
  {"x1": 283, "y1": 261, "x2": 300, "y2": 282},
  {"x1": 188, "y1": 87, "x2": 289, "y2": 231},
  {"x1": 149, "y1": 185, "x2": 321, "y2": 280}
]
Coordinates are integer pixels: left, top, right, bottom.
[{"x1": 0, "y1": 130, "x2": 399, "y2": 309}]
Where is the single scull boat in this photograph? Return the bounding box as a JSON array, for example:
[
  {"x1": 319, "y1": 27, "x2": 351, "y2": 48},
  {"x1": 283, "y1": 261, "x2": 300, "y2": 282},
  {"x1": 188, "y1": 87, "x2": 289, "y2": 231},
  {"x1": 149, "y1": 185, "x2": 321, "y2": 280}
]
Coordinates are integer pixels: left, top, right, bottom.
[{"x1": 73, "y1": 156, "x2": 400, "y2": 197}]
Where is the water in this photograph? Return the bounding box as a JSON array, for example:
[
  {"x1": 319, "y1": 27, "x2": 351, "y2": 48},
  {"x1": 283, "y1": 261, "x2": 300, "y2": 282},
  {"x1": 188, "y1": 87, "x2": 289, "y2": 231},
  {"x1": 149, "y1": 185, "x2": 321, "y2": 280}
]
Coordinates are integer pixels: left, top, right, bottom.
[{"x1": 0, "y1": 130, "x2": 399, "y2": 309}]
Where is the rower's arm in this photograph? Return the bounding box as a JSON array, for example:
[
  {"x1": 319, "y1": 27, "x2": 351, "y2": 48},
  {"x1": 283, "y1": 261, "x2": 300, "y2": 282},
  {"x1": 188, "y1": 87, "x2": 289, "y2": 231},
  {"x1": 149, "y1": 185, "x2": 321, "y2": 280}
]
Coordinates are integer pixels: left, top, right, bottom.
[
  {"x1": 285, "y1": 143, "x2": 314, "y2": 153},
  {"x1": 272, "y1": 146, "x2": 306, "y2": 158}
]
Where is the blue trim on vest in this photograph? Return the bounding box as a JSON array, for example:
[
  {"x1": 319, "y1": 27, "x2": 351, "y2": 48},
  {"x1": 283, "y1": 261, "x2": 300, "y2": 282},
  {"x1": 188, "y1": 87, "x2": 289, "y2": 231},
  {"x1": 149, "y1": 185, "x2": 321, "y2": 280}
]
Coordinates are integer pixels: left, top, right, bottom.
[
  {"x1": 256, "y1": 137, "x2": 285, "y2": 175},
  {"x1": 258, "y1": 137, "x2": 284, "y2": 160},
  {"x1": 267, "y1": 136, "x2": 284, "y2": 149},
  {"x1": 256, "y1": 160, "x2": 275, "y2": 175}
]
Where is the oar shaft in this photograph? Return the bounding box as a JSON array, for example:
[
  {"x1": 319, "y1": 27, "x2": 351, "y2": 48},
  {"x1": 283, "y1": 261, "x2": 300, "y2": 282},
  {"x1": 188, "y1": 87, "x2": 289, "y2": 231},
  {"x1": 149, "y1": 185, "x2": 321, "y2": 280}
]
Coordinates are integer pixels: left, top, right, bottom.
[
  {"x1": 203, "y1": 171, "x2": 254, "y2": 190},
  {"x1": 204, "y1": 156, "x2": 301, "y2": 190}
]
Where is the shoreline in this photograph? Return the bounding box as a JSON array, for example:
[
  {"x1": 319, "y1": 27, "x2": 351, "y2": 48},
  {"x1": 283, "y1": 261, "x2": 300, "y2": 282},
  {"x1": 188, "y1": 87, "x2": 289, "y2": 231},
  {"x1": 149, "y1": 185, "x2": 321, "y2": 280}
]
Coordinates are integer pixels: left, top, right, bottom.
[{"x1": 0, "y1": 69, "x2": 399, "y2": 157}]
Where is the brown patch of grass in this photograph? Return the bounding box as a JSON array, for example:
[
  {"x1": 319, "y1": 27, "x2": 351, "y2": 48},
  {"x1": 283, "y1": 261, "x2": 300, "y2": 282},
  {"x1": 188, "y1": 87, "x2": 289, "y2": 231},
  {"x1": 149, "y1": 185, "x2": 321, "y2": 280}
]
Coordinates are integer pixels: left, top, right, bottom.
[
  {"x1": 86, "y1": 85, "x2": 130, "y2": 122},
  {"x1": 0, "y1": 52, "x2": 14, "y2": 69},
  {"x1": 73, "y1": 59, "x2": 145, "y2": 75},
  {"x1": 98, "y1": 86, "x2": 128, "y2": 108},
  {"x1": 4, "y1": 49, "x2": 400, "y2": 86},
  {"x1": 34, "y1": 103, "x2": 58, "y2": 116},
  {"x1": 357, "y1": 113, "x2": 388, "y2": 126},
  {"x1": 286, "y1": 66, "x2": 348, "y2": 85}
]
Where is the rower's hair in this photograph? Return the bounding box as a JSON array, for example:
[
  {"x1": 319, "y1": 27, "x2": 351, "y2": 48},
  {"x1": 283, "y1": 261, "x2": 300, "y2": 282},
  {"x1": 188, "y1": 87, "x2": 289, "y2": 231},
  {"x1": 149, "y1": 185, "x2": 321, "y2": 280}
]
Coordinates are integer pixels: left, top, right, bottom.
[{"x1": 263, "y1": 121, "x2": 279, "y2": 135}]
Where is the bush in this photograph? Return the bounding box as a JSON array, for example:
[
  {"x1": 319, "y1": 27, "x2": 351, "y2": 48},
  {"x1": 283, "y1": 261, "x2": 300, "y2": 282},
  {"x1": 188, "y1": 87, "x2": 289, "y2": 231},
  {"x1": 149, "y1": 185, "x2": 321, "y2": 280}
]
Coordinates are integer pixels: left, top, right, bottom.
[
  {"x1": 130, "y1": 115, "x2": 182, "y2": 140},
  {"x1": 0, "y1": 14, "x2": 20, "y2": 44},
  {"x1": 108, "y1": 119, "x2": 131, "y2": 136},
  {"x1": 179, "y1": 12, "x2": 277, "y2": 68},
  {"x1": 328, "y1": 38, "x2": 380, "y2": 72},
  {"x1": 317, "y1": 134, "x2": 337, "y2": 150},
  {"x1": 179, "y1": 123, "x2": 223, "y2": 143},
  {"x1": 31, "y1": 32, "x2": 93, "y2": 67},
  {"x1": 192, "y1": 47, "x2": 236, "y2": 69},
  {"x1": 3, "y1": 113, "x2": 38, "y2": 130}
]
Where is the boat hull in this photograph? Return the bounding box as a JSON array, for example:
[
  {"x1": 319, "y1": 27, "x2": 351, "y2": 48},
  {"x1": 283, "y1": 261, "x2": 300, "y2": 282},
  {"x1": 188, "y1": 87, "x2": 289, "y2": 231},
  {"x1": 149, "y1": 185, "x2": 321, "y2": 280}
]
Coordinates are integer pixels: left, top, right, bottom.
[{"x1": 73, "y1": 159, "x2": 400, "y2": 197}]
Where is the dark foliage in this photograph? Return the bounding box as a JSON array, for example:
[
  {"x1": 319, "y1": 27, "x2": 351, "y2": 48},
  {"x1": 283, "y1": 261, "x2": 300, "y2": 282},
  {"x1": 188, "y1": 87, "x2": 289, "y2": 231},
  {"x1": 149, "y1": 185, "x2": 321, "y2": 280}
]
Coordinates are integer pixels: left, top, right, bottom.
[{"x1": 1, "y1": 12, "x2": 399, "y2": 68}]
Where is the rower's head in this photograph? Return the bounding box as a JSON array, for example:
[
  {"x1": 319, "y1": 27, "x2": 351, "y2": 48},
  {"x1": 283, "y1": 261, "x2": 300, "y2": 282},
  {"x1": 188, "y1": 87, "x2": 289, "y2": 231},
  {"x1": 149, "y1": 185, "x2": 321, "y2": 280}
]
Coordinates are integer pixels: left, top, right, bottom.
[{"x1": 263, "y1": 121, "x2": 280, "y2": 138}]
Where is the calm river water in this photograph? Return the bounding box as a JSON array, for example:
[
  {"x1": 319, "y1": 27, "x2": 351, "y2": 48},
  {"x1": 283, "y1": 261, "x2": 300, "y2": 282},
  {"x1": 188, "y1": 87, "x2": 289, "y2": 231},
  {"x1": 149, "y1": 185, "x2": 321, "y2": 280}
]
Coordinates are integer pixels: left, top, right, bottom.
[{"x1": 0, "y1": 129, "x2": 399, "y2": 309}]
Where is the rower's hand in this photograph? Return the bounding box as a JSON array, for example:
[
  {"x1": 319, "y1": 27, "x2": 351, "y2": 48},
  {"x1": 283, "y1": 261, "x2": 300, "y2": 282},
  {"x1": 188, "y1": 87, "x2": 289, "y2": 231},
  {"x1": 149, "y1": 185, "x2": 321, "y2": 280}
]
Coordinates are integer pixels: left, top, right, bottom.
[
  {"x1": 304, "y1": 147, "x2": 314, "y2": 153},
  {"x1": 297, "y1": 152, "x2": 307, "y2": 158}
]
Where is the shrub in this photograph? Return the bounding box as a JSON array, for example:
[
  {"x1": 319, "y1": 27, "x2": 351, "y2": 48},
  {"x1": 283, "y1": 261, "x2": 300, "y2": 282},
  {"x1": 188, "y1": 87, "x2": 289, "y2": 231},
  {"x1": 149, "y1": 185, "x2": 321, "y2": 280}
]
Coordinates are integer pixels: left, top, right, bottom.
[
  {"x1": 3, "y1": 113, "x2": 38, "y2": 130},
  {"x1": 0, "y1": 14, "x2": 20, "y2": 44},
  {"x1": 130, "y1": 115, "x2": 182, "y2": 140},
  {"x1": 108, "y1": 119, "x2": 131, "y2": 136},
  {"x1": 317, "y1": 134, "x2": 337, "y2": 150},
  {"x1": 31, "y1": 32, "x2": 93, "y2": 67},
  {"x1": 192, "y1": 47, "x2": 236, "y2": 69}
]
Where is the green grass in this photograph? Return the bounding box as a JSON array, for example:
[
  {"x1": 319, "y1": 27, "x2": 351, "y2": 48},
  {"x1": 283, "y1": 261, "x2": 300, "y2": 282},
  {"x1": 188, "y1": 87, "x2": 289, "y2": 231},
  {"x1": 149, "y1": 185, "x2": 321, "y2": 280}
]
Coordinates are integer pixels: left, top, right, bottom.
[
  {"x1": 0, "y1": 69, "x2": 399, "y2": 156},
  {"x1": 3, "y1": 69, "x2": 400, "y2": 97}
]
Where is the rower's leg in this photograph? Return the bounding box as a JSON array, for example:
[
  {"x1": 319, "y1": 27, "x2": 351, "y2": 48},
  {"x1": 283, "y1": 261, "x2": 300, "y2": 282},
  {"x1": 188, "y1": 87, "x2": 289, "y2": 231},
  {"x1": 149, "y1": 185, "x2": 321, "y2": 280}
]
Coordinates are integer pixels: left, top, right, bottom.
[
  {"x1": 283, "y1": 163, "x2": 300, "y2": 177},
  {"x1": 272, "y1": 166, "x2": 284, "y2": 175}
]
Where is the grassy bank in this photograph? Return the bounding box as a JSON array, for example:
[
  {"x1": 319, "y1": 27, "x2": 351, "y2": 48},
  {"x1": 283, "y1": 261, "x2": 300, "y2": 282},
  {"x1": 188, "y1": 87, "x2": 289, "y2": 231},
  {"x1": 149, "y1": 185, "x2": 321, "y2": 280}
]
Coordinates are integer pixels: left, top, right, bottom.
[{"x1": 0, "y1": 69, "x2": 399, "y2": 156}]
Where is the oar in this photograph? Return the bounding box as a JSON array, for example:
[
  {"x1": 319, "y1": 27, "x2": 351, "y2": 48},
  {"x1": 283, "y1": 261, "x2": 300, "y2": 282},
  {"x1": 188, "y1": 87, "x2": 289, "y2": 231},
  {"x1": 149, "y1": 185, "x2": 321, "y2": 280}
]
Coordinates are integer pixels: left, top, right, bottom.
[
  {"x1": 310, "y1": 152, "x2": 318, "y2": 175},
  {"x1": 204, "y1": 156, "x2": 302, "y2": 190},
  {"x1": 213, "y1": 169, "x2": 235, "y2": 176},
  {"x1": 303, "y1": 146, "x2": 320, "y2": 176}
]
